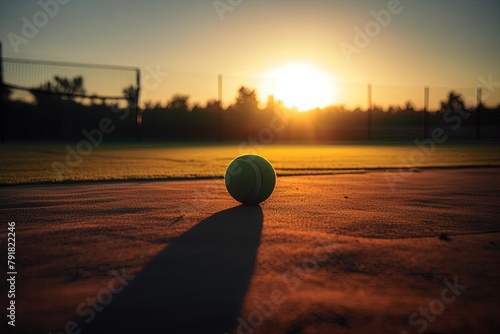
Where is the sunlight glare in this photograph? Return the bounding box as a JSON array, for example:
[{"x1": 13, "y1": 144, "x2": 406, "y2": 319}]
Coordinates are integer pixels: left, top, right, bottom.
[{"x1": 265, "y1": 62, "x2": 338, "y2": 111}]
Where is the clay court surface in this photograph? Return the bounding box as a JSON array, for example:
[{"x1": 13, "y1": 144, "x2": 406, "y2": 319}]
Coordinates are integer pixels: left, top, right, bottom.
[{"x1": 1, "y1": 168, "x2": 499, "y2": 333}]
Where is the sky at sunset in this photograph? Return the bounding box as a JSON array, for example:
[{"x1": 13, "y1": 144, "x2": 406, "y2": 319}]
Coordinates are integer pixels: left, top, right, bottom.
[{"x1": 1, "y1": 0, "x2": 499, "y2": 110}]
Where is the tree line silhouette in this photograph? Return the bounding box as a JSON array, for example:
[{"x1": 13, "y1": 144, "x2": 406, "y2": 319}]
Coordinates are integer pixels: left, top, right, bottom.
[{"x1": 2, "y1": 76, "x2": 500, "y2": 141}]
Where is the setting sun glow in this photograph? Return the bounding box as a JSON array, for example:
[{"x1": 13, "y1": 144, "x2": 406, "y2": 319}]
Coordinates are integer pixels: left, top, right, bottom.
[{"x1": 265, "y1": 62, "x2": 338, "y2": 111}]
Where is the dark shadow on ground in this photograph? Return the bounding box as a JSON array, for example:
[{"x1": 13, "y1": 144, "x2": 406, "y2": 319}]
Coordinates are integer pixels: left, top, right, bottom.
[{"x1": 80, "y1": 205, "x2": 263, "y2": 334}]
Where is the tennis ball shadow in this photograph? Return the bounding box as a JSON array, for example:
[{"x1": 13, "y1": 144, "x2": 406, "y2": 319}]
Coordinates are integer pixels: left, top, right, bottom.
[{"x1": 83, "y1": 205, "x2": 263, "y2": 334}]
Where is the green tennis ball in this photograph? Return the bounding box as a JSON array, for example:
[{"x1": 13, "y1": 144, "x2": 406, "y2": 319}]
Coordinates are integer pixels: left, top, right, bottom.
[{"x1": 224, "y1": 154, "x2": 276, "y2": 205}]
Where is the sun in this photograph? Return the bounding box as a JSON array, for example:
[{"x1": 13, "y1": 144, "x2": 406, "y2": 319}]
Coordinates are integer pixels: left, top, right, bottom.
[{"x1": 264, "y1": 62, "x2": 339, "y2": 111}]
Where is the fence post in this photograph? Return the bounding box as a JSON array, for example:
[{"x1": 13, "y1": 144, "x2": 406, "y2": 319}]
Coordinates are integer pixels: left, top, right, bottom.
[
  {"x1": 0, "y1": 42, "x2": 4, "y2": 143},
  {"x1": 218, "y1": 74, "x2": 222, "y2": 141},
  {"x1": 476, "y1": 87, "x2": 482, "y2": 140},
  {"x1": 135, "y1": 69, "x2": 141, "y2": 142},
  {"x1": 367, "y1": 83, "x2": 372, "y2": 141},
  {"x1": 423, "y1": 86, "x2": 429, "y2": 139}
]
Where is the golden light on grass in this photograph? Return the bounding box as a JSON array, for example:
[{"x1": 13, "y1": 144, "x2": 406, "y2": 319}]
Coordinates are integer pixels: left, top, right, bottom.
[{"x1": 264, "y1": 62, "x2": 339, "y2": 111}]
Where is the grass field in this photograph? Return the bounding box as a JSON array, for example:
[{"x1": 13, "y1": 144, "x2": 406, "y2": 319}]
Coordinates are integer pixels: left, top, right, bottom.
[{"x1": 1, "y1": 142, "x2": 499, "y2": 185}]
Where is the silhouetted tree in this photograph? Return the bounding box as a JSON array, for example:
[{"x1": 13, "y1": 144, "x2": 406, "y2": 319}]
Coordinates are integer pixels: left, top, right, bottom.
[
  {"x1": 404, "y1": 100, "x2": 415, "y2": 112},
  {"x1": 30, "y1": 75, "x2": 86, "y2": 104},
  {"x1": 233, "y1": 86, "x2": 258, "y2": 113},
  {"x1": 122, "y1": 85, "x2": 139, "y2": 107},
  {"x1": 265, "y1": 95, "x2": 275, "y2": 111},
  {"x1": 167, "y1": 94, "x2": 190, "y2": 112},
  {"x1": 387, "y1": 105, "x2": 397, "y2": 114},
  {"x1": 143, "y1": 100, "x2": 153, "y2": 111},
  {"x1": 204, "y1": 99, "x2": 220, "y2": 114},
  {"x1": 440, "y1": 91, "x2": 465, "y2": 112},
  {"x1": 54, "y1": 76, "x2": 85, "y2": 96}
]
